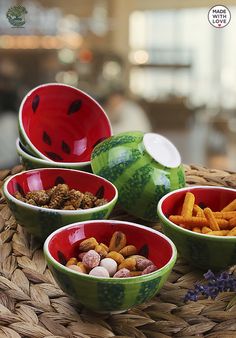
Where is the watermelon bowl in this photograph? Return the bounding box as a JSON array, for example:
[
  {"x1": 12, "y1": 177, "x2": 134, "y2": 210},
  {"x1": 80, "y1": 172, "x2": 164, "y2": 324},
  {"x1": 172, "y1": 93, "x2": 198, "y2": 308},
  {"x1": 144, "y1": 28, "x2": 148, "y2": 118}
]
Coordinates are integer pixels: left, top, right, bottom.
[
  {"x1": 16, "y1": 138, "x2": 91, "y2": 171},
  {"x1": 157, "y1": 186, "x2": 236, "y2": 270},
  {"x1": 43, "y1": 220, "x2": 177, "y2": 313},
  {"x1": 18, "y1": 83, "x2": 112, "y2": 170},
  {"x1": 3, "y1": 168, "x2": 118, "y2": 241},
  {"x1": 91, "y1": 131, "x2": 185, "y2": 222}
]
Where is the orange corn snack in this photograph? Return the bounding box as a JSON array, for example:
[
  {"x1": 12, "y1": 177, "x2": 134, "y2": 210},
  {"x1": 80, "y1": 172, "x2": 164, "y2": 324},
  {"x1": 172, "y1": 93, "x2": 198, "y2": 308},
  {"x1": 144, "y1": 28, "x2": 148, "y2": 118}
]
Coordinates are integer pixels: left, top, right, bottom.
[
  {"x1": 227, "y1": 226, "x2": 236, "y2": 236},
  {"x1": 229, "y1": 216, "x2": 236, "y2": 228},
  {"x1": 202, "y1": 226, "x2": 212, "y2": 234},
  {"x1": 169, "y1": 215, "x2": 228, "y2": 228},
  {"x1": 193, "y1": 204, "x2": 204, "y2": 217},
  {"x1": 169, "y1": 192, "x2": 236, "y2": 236},
  {"x1": 192, "y1": 227, "x2": 201, "y2": 233},
  {"x1": 221, "y1": 199, "x2": 236, "y2": 212},
  {"x1": 181, "y1": 192, "x2": 195, "y2": 217},
  {"x1": 204, "y1": 208, "x2": 220, "y2": 231},
  {"x1": 207, "y1": 230, "x2": 229, "y2": 236},
  {"x1": 213, "y1": 211, "x2": 236, "y2": 220}
]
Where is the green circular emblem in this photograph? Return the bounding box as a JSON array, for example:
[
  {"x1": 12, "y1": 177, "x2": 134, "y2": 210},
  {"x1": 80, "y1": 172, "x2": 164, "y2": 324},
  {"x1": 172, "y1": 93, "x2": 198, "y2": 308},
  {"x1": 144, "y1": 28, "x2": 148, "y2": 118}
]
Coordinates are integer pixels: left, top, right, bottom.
[{"x1": 6, "y1": 5, "x2": 27, "y2": 27}]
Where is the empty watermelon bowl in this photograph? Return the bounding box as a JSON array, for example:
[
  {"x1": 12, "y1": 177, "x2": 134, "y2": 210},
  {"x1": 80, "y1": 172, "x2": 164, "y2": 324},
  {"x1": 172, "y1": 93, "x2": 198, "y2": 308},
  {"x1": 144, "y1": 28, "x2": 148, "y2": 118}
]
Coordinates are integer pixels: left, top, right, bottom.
[
  {"x1": 16, "y1": 138, "x2": 91, "y2": 171},
  {"x1": 157, "y1": 186, "x2": 236, "y2": 270},
  {"x1": 18, "y1": 83, "x2": 112, "y2": 170},
  {"x1": 3, "y1": 168, "x2": 118, "y2": 241},
  {"x1": 43, "y1": 220, "x2": 177, "y2": 313},
  {"x1": 91, "y1": 131, "x2": 185, "y2": 222}
]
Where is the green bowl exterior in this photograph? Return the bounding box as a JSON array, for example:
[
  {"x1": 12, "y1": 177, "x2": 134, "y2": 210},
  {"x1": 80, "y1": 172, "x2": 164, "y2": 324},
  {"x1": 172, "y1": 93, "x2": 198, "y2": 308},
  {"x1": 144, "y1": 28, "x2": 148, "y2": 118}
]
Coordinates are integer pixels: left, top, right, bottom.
[
  {"x1": 17, "y1": 150, "x2": 91, "y2": 172},
  {"x1": 5, "y1": 197, "x2": 116, "y2": 241},
  {"x1": 18, "y1": 127, "x2": 38, "y2": 157},
  {"x1": 17, "y1": 138, "x2": 92, "y2": 172},
  {"x1": 91, "y1": 131, "x2": 185, "y2": 222},
  {"x1": 158, "y1": 212, "x2": 236, "y2": 270},
  {"x1": 44, "y1": 249, "x2": 176, "y2": 312}
]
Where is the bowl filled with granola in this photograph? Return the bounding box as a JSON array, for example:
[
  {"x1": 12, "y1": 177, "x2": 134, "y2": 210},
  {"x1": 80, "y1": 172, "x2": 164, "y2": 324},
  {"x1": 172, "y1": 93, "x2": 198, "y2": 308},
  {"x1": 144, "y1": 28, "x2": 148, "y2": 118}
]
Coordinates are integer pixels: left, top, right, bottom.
[
  {"x1": 3, "y1": 168, "x2": 118, "y2": 241},
  {"x1": 44, "y1": 219, "x2": 177, "y2": 313},
  {"x1": 157, "y1": 185, "x2": 236, "y2": 270}
]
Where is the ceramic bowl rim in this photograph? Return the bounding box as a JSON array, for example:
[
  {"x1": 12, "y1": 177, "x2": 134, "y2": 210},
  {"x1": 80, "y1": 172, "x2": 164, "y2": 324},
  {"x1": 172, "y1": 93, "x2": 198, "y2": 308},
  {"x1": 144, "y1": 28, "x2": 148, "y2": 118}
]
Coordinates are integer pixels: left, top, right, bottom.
[
  {"x1": 18, "y1": 82, "x2": 113, "y2": 164},
  {"x1": 16, "y1": 138, "x2": 91, "y2": 169},
  {"x1": 157, "y1": 185, "x2": 236, "y2": 240},
  {"x1": 43, "y1": 219, "x2": 177, "y2": 282},
  {"x1": 3, "y1": 168, "x2": 118, "y2": 215}
]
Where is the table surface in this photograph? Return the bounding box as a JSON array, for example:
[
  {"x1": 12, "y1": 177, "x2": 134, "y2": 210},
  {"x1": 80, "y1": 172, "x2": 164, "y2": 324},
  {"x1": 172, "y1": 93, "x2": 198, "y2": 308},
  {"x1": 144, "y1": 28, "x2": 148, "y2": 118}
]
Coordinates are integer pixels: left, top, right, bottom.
[{"x1": 0, "y1": 164, "x2": 235, "y2": 338}]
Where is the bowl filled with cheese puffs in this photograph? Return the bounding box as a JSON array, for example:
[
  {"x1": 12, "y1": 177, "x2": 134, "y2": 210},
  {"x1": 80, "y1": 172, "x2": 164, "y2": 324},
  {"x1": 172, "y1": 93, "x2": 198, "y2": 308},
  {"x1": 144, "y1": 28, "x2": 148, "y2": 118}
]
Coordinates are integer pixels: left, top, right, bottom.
[
  {"x1": 157, "y1": 186, "x2": 236, "y2": 270},
  {"x1": 3, "y1": 168, "x2": 118, "y2": 241}
]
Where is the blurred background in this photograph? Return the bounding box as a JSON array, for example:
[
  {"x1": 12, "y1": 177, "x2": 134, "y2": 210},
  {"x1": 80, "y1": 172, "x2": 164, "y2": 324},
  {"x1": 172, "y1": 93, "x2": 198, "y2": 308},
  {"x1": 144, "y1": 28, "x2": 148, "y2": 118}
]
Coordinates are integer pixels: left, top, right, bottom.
[{"x1": 1, "y1": 0, "x2": 236, "y2": 170}]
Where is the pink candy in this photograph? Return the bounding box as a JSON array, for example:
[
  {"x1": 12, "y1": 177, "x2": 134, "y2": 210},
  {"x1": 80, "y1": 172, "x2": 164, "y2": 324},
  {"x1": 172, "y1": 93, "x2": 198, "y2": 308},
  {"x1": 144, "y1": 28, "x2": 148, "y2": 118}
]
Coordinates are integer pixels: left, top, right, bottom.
[{"x1": 82, "y1": 250, "x2": 100, "y2": 269}]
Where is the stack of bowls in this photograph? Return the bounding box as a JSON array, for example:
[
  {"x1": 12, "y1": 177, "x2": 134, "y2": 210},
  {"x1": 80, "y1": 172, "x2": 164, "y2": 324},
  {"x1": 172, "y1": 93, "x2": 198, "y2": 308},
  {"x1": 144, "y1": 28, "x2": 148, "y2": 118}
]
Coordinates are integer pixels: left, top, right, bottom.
[
  {"x1": 3, "y1": 82, "x2": 189, "y2": 312},
  {"x1": 17, "y1": 83, "x2": 112, "y2": 171}
]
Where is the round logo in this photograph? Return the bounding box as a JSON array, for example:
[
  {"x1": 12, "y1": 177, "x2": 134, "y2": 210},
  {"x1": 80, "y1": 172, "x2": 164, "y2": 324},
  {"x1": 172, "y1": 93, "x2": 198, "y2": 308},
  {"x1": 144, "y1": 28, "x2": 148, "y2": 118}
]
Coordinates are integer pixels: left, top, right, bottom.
[
  {"x1": 6, "y1": 5, "x2": 27, "y2": 27},
  {"x1": 208, "y1": 5, "x2": 231, "y2": 28}
]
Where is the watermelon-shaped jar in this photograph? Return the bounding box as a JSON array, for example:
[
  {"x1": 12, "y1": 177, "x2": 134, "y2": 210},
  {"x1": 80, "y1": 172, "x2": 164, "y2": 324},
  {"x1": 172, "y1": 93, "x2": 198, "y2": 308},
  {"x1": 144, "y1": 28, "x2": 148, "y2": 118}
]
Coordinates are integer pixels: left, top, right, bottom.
[
  {"x1": 91, "y1": 131, "x2": 185, "y2": 222},
  {"x1": 18, "y1": 83, "x2": 112, "y2": 171}
]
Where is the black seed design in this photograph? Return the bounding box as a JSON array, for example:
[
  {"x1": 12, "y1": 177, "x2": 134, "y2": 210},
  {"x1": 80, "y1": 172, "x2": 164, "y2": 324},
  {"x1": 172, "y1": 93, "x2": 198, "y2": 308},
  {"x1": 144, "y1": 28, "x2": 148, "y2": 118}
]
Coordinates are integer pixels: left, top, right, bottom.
[
  {"x1": 67, "y1": 99, "x2": 82, "y2": 115},
  {"x1": 45, "y1": 152, "x2": 63, "y2": 162},
  {"x1": 139, "y1": 244, "x2": 149, "y2": 258},
  {"x1": 15, "y1": 183, "x2": 25, "y2": 196},
  {"x1": 57, "y1": 251, "x2": 67, "y2": 265},
  {"x1": 43, "y1": 131, "x2": 52, "y2": 145},
  {"x1": 95, "y1": 186, "x2": 105, "y2": 199},
  {"x1": 55, "y1": 176, "x2": 65, "y2": 185},
  {"x1": 199, "y1": 202, "x2": 206, "y2": 209},
  {"x1": 93, "y1": 137, "x2": 107, "y2": 148},
  {"x1": 61, "y1": 141, "x2": 71, "y2": 154},
  {"x1": 32, "y1": 94, "x2": 40, "y2": 112}
]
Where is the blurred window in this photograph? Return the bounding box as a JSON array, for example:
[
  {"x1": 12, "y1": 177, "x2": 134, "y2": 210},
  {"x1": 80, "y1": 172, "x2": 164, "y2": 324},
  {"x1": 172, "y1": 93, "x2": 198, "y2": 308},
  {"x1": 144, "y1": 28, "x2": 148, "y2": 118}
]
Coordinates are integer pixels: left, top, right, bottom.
[{"x1": 129, "y1": 8, "x2": 236, "y2": 108}]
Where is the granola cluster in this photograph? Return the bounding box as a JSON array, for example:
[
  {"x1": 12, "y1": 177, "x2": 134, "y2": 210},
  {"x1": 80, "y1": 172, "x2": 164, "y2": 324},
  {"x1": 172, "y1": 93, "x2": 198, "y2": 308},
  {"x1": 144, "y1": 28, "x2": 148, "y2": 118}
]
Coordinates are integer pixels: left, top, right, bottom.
[{"x1": 14, "y1": 184, "x2": 108, "y2": 210}]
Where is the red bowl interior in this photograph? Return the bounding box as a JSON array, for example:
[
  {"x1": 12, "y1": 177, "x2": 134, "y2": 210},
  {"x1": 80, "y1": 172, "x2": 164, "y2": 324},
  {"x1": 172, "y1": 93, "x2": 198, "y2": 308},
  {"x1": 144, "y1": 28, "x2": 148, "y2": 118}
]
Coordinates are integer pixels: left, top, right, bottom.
[
  {"x1": 48, "y1": 221, "x2": 174, "y2": 269},
  {"x1": 6, "y1": 169, "x2": 116, "y2": 202},
  {"x1": 20, "y1": 84, "x2": 111, "y2": 163},
  {"x1": 161, "y1": 187, "x2": 236, "y2": 216}
]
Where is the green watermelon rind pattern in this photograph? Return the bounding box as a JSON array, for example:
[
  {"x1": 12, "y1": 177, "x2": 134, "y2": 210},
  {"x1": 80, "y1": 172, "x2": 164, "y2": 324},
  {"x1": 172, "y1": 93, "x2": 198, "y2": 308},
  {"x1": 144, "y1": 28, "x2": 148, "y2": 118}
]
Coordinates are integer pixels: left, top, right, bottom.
[
  {"x1": 97, "y1": 282, "x2": 125, "y2": 310},
  {"x1": 38, "y1": 209, "x2": 63, "y2": 239},
  {"x1": 186, "y1": 237, "x2": 210, "y2": 268},
  {"x1": 6, "y1": 198, "x2": 113, "y2": 240},
  {"x1": 118, "y1": 164, "x2": 154, "y2": 210},
  {"x1": 97, "y1": 148, "x2": 142, "y2": 183},
  {"x1": 177, "y1": 167, "x2": 186, "y2": 187},
  {"x1": 143, "y1": 174, "x2": 171, "y2": 220},
  {"x1": 135, "y1": 277, "x2": 161, "y2": 305},
  {"x1": 92, "y1": 133, "x2": 143, "y2": 159},
  {"x1": 90, "y1": 209, "x2": 109, "y2": 220}
]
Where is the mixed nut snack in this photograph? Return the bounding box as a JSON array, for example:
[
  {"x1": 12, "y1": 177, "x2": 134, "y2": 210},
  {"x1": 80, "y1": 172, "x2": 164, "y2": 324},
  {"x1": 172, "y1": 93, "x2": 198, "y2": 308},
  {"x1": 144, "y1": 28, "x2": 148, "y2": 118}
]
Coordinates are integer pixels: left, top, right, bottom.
[
  {"x1": 14, "y1": 184, "x2": 108, "y2": 210},
  {"x1": 169, "y1": 192, "x2": 236, "y2": 236},
  {"x1": 66, "y1": 231, "x2": 157, "y2": 278}
]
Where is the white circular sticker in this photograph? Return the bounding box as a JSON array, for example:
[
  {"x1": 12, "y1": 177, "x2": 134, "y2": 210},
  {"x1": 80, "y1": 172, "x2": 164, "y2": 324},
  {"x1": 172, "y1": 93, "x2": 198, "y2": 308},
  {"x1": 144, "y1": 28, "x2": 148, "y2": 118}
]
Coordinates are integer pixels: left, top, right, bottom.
[{"x1": 208, "y1": 5, "x2": 231, "y2": 28}]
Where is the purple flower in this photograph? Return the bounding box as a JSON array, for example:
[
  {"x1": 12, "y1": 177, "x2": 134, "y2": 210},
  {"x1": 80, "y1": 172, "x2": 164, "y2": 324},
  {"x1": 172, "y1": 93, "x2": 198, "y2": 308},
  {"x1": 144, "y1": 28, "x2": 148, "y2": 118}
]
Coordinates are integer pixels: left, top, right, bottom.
[
  {"x1": 204, "y1": 270, "x2": 216, "y2": 280},
  {"x1": 184, "y1": 269, "x2": 236, "y2": 302}
]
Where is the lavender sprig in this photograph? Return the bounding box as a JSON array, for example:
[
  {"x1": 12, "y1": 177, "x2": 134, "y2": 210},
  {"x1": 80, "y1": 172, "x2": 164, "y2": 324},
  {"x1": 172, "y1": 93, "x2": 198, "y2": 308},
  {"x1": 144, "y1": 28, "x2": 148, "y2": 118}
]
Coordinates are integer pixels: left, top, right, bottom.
[{"x1": 184, "y1": 270, "x2": 236, "y2": 302}]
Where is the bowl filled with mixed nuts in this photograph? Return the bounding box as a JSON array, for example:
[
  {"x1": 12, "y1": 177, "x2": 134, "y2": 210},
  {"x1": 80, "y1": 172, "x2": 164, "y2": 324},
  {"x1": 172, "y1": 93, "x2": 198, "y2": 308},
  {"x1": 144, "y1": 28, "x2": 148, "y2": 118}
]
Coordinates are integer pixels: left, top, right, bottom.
[
  {"x1": 3, "y1": 168, "x2": 118, "y2": 240},
  {"x1": 44, "y1": 219, "x2": 177, "y2": 313}
]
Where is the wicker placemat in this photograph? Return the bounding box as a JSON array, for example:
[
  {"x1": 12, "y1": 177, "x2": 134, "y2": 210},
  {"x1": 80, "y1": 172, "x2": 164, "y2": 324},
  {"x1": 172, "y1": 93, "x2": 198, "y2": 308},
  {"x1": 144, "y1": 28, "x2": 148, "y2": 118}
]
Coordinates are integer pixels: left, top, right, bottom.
[{"x1": 0, "y1": 164, "x2": 236, "y2": 338}]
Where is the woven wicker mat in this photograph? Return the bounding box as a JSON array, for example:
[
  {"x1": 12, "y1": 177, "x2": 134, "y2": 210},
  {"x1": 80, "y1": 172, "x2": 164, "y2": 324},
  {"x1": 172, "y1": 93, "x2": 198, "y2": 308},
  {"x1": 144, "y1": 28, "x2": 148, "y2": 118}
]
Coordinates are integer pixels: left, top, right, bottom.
[{"x1": 0, "y1": 164, "x2": 236, "y2": 338}]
